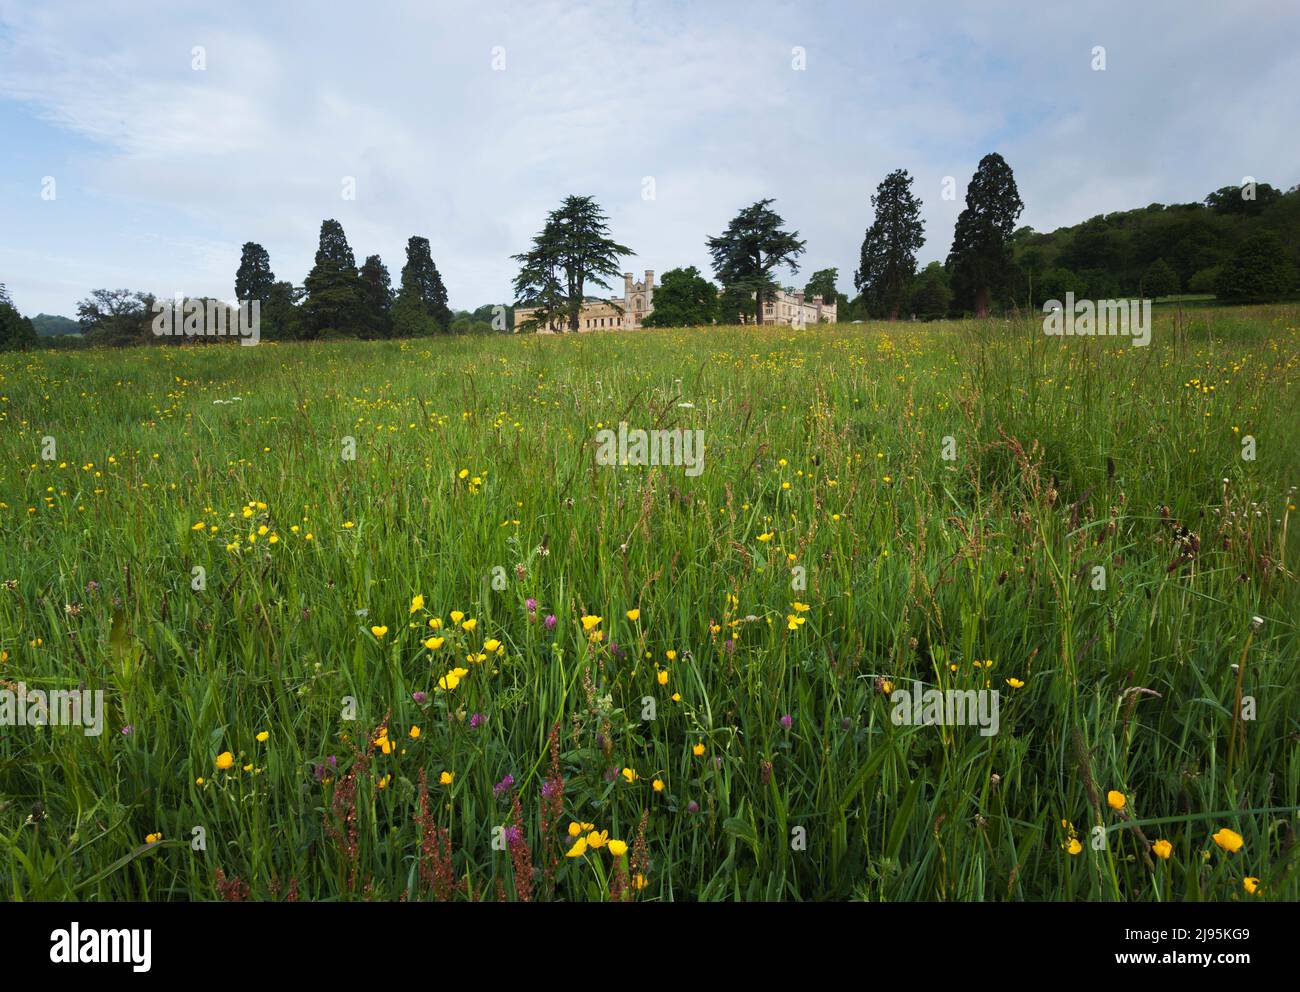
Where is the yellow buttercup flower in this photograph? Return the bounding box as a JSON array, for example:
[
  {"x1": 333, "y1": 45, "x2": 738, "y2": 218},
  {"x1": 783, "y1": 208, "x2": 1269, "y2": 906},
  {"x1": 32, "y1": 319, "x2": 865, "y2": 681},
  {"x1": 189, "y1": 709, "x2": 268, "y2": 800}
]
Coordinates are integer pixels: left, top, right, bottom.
[
  {"x1": 608, "y1": 839, "x2": 628, "y2": 857},
  {"x1": 145, "y1": 832, "x2": 162, "y2": 844},
  {"x1": 450, "y1": 610, "x2": 465, "y2": 624},
  {"x1": 652, "y1": 778, "x2": 665, "y2": 792},
  {"x1": 483, "y1": 638, "x2": 501, "y2": 652},
  {"x1": 461, "y1": 618, "x2": 477, "y2": 632},
  {"x1": 1212, "y1": 828, "x2": 1244, "y2": 853},
  {"x1": 1152, "y1": 839, "x2": 1172, "y2": 860},
  {"x1": 1065, "y1": 837, "x2": 1082, "y2": 856},
  {"x1": 566, "y1": 836, "x2": 588, "y2": 858},
  {"x1": 439, "y1": 771, "x2": 454, "y2": 785},
  {"x1": 409, "y1": 725, "x2": 421, "y2": 739},
  {"x1": 1243, "y1": 876, "x2": 1261, "y2": 895},
  {"x1": 581, "y1": 615, "x2": 602, "y2": 631},
  {"x1": 585, "y1": 830, "x2": 609, "y2": 849},
  {"x1": 256, "y1": 730, "x2": 269, "y2": 742},
  {"x1": 215, "y1": 751, "x2": 234, "y2": 770},
  {"x1": 424, "y1": 636, "x2": 445, "y2": 650},
  {"x1": 626, "y1": 609, "x2": 640, "y2": 621},
  {"x1": 410, "y1": 594, "x2": 425, "y2": 613},
  {"x1": 370, "y1": 625, "x2": 388, "y2": 638},
  {"x1": 1107, "y1": 790, "x2": 1126, "y2": 811},
  {"x1": 692, "y1": 742, "x2": 705, "y2": 757},
  {"x1": 657, "y1": 670, "x2": 669, "y2": 685},
  {"x1": 1006, "y1": 677, "x2": 1025, "y2": 689}
]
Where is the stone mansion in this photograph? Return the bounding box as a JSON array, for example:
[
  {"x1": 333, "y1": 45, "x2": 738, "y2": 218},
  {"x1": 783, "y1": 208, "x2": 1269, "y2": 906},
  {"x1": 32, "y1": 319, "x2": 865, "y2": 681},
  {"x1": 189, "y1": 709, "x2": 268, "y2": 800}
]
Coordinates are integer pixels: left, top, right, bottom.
[{"x1": 512, "y1": 270, "x2": 837, "y2": 332}]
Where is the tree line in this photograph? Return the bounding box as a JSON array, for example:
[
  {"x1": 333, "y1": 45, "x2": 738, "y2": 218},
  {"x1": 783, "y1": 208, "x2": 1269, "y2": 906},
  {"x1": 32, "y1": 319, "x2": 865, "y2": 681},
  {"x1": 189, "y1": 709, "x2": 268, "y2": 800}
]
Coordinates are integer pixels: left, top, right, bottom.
[
  {"x1": 4, "y1": 159, "x2": 1297, "y2": 349},
  {"x1": 16, "y1": 219, "x2": 479, "y2": 348}
]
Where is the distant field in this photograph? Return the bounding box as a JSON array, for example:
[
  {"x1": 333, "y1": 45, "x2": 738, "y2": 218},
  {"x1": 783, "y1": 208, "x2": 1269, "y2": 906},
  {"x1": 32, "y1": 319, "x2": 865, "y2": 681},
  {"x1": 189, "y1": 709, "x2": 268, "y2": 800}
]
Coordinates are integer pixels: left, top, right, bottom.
[{"x1": 1, "y1": 306, "x2": 1297, "y2": 901}]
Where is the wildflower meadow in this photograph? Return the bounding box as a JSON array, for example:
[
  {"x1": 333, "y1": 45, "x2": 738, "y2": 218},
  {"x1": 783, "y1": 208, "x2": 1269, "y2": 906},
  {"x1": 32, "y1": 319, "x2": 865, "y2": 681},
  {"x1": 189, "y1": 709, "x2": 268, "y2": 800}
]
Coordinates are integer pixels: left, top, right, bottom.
[{"x1": 1, "y1": 305, "x2": 1297, "y2": 902}]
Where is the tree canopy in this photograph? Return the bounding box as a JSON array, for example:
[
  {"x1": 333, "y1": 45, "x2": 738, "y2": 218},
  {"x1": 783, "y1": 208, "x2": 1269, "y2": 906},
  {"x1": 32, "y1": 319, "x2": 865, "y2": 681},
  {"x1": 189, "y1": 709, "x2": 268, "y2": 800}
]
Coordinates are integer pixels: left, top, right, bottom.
[
  {"x1": 855, "y1": 169, "x2": 925, "y2": 320},
  {"x1": 707, "y1": 199, "x2": 806, "y2": 325}
]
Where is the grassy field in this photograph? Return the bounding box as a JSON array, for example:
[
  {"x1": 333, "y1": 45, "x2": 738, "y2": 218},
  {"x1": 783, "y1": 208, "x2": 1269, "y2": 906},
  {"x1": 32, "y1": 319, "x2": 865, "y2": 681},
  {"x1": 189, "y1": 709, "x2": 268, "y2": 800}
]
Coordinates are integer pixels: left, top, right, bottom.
[{"x1": 1, "y1": 305, "x2": 1297, "y2": 902}]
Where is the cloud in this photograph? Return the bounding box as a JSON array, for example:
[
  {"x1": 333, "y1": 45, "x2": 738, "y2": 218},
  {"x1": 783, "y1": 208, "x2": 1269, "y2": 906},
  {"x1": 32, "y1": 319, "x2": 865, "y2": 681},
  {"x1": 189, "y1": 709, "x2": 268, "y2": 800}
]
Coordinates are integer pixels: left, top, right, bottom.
[{"x1": 1, "y1": 0, "x2": 1297, "y2": 315}]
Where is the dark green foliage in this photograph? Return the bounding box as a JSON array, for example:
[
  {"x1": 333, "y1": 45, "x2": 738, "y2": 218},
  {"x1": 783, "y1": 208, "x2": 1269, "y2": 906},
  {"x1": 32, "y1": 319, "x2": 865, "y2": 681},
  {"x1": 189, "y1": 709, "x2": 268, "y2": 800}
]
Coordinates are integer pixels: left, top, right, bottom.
[
  {"x1": 395, "y1": 236, "x2": 451, "y2": 336},
  {"x1": 1012, "y1": 182, "x2": 1300, "y2": 305},
  {"x1": 802, "y1": 268, "x2": 839, "y2": 304},
  {"x1": 1215, "y1": 231, "x2": 1298, "y2": 302},
  {"x1": 707, "y1": 198, "x2": 806, "y2": 325},
  {"x1": 235, "y1": 242, "x2": 276, "y2": 303},
  {"x1": 947, "y1": 153, "x2": 1024, "y2": 317},
  {"x1": 261, "y1": 280, "x2": 302, "y2": 340},
  {"x1": 76, "y1": 288, "x2": 157, "y2": 347},
  {"x1": 904, "y1": 262, "x2": 951, "y2": 320},
  {"x1": 640, "y1": 266, "x2": 718, "y2": 327},
  {"x1": 0, "y1": 299, "x2": 38, "y2": 350},
  {"x1": 854, "y1": 170, "x2": 925, "y2": 319},
  {"x1": 715, "y1": 285, "x2": 754, "y2": 325},
  {"x1": 1143, "y1": 258, "x2": 1180, "y2": 298},
  {"x1": 512, "y1": 195, "x2": 631, "y2": 332},
  {"x1": 358, "y1": 254, "x2": 394, "y2": 339},
  {"x1": 1205, "y1": 182, "x2": 1283, "y2": 216},
  {"x1": 301, "y1": 220, "x2": 364, "y2": 338},
  {"x1": 1039, "y1": 266, "x2": 1081, "y2": 302}
]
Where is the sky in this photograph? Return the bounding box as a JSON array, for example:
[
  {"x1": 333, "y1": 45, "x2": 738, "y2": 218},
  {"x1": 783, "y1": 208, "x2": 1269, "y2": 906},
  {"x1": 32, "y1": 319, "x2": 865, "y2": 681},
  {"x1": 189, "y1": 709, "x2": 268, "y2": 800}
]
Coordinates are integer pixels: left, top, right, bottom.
[{"x1": 1, "y1": 0, "x2": 1297, "y2": 317}]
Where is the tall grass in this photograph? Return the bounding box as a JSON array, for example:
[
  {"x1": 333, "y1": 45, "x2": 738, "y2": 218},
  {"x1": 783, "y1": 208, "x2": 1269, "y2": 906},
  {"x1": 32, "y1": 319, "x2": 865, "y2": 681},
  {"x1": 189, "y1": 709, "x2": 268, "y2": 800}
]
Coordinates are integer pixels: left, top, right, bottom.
[{"x1": 0, "y1": 305, "x2": 1296, "y2": 901}]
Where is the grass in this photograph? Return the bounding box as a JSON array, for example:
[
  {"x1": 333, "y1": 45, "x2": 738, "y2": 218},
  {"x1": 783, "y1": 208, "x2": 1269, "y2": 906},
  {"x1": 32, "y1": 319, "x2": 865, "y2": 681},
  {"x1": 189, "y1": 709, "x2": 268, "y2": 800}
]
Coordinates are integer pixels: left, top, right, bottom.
[{"x1": 1, "y1": 305, "x2": 1297, "y2": 901}]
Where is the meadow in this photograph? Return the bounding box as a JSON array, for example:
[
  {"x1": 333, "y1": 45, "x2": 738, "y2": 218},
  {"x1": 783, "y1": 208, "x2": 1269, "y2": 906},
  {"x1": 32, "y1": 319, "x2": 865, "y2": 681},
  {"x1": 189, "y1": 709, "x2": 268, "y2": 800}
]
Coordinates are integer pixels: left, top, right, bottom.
[{"x1": 1, "y1": 305, "x2": 1297, "y2": 902}]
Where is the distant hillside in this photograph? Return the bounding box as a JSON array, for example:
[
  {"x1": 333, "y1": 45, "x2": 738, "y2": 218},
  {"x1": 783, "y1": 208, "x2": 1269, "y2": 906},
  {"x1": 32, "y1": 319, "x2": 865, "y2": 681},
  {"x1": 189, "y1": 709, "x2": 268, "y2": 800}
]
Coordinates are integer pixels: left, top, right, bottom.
[
  {"x1": 32, "y1": 313, "x2": 81, "y2": 336},
  {"x1": 1010, "y1": 181, "x2": 1300, "y2": 304}
]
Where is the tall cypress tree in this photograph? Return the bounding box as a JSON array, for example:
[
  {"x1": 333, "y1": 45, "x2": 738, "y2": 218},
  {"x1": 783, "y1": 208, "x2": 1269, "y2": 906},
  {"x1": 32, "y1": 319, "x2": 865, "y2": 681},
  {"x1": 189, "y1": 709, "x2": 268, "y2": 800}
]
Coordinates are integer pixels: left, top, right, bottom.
[
  {"x1": 946, "y1": 154, "x2": 1024, "y2": 317},
  {"x1": 235, "y1": 242, "x2": 275, "y2": 303},
  {"x1": 358, "y1": 254, "x2": 394, "y2": 338},
  {"x1": 854, "y1": 170, "x2": 925, "y2": 320},
  {"x1": 394, "y1": 236, "x2": 452, "y2": 335},
  {"x1": 302, "y1": 219, "x2": 364, "y2": 338}
]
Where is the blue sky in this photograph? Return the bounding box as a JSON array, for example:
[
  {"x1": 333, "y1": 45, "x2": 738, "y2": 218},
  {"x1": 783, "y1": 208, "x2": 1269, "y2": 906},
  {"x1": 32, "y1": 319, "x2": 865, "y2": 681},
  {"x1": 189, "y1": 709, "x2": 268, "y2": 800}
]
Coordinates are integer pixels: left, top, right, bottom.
[{"x1": 1, "y1": 0, "x2": 1297, "y2": 316}]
